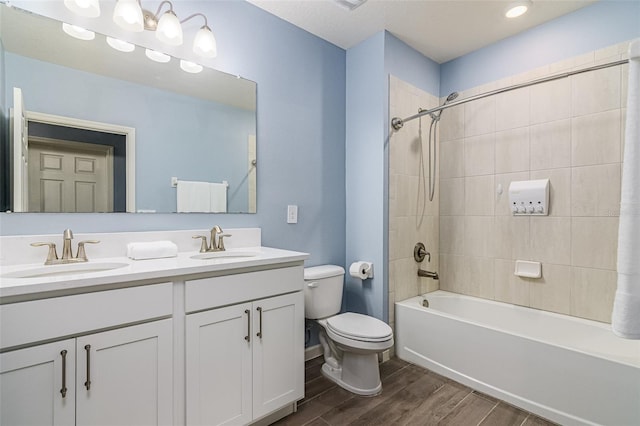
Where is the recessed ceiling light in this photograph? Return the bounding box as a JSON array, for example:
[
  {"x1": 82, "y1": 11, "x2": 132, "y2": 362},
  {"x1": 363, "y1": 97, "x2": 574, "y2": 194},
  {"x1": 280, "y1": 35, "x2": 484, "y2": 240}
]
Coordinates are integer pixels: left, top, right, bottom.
[
  {"x1": 333, "y1": 0, "x2": 368, "y2": 11},
  {"x1": 180, "y1": 60, "x2": 203, "y2": 74},
  {"x1": 62, "y1": 23, "x2": 95, "y2": 40},
  {"x1": 505, "y1": 0, "x2": 531, "y2": 18},
  {"x1": 145, "y1": 49, "x2": 171, "y2": 63},
  {"x1": 106, "y1": 37, "x2": 135, "y2": 52}
]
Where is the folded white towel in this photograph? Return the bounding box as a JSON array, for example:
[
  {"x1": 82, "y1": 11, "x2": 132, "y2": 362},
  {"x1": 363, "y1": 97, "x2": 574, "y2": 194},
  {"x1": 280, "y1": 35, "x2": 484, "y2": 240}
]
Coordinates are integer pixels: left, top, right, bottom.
[{"x1": 127, "y1": 241, "x2": 178, "y2": 260}]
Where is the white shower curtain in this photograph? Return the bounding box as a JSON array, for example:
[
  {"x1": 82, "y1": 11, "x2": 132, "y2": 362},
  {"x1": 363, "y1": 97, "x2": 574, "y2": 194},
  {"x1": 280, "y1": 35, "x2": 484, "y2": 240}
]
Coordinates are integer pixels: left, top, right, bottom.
[{"x1": 612, "y1": 38, "x2": 640, "y2": 339}]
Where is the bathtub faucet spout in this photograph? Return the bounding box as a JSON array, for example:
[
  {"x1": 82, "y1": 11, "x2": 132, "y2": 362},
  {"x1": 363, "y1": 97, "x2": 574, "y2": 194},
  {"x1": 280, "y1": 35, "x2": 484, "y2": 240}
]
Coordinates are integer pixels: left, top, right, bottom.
[{"x1": 418, "y1": 269, "x2": 439, "y2": 280}]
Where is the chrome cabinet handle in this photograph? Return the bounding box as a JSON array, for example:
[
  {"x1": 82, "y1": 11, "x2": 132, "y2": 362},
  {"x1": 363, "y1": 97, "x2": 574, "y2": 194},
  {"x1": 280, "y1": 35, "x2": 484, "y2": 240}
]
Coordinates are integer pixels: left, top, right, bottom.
[
  {"x1": 84, "y1": 344, "x2": 91, "y2": 390},
  {"x1": 60, "y1": 350, "x2": 68, "y2": 398},
  {"x1": 244, "y1": 310, "x2": 250, "y2": 342},
  {"x1": 256, "y1": 307, "x2": 263, "y2": 339}
]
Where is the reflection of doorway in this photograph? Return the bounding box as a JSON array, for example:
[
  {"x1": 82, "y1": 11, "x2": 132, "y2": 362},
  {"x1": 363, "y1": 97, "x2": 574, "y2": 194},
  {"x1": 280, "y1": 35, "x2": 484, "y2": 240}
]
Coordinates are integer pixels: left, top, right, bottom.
[{"x1": 28, "y1": 138, "x2": 113, "y2": 212}]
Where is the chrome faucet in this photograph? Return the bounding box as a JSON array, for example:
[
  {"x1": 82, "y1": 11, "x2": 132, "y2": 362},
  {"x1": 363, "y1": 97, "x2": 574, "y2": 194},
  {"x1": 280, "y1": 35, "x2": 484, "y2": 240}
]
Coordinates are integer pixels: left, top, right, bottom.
[
  {"x1": 31, "y1": 229, "x2": 100, "y2": 265},
  {"x1": 192, "y1": 226, "x2": 232, "y2": 253}
]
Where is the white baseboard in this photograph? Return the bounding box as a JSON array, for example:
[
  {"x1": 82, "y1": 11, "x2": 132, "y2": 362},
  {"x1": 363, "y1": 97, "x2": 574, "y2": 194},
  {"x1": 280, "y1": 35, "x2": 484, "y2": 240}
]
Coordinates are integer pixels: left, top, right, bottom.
[{"x1": 305, "y1": 344, "x2": 323, "y2": 361}]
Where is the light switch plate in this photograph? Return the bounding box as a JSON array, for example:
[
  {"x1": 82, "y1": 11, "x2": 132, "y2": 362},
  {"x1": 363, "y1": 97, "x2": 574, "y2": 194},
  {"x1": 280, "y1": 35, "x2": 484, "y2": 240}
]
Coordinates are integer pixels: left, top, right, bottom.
[{"x1": 287, "y1": 205, "x2": 298, "y2": 224}]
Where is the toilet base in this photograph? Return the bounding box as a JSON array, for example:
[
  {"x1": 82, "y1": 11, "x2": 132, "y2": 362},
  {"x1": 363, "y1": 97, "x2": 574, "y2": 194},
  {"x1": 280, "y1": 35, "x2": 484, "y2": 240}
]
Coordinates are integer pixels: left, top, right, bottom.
[{"x1": 321, "y1": 352, "x2": 382, "y2": 396}]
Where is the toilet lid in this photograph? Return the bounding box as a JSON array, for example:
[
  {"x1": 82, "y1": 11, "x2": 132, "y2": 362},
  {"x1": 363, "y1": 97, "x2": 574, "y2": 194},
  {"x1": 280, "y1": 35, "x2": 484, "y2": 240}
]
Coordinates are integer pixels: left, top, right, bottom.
[{"x1": 326, "y1": 312, "x2": 393, "y2": 341}]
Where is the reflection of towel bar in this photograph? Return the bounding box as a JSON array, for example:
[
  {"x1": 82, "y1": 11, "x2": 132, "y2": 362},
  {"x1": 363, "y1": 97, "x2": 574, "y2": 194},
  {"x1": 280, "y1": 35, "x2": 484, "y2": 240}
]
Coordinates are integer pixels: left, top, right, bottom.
[{"x1": 171, "y1": 177, "x2": 228, "y2": 188}]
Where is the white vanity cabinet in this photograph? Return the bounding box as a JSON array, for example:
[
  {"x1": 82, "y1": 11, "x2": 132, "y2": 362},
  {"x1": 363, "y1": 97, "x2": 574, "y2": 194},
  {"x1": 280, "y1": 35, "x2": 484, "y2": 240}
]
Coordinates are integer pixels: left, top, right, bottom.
[
  {"x1": 0, "y1": 283, "x2": 174, "y2": 426},
  {"x1": 184, "y1": 267, "x2": 304, "y2": 426}
]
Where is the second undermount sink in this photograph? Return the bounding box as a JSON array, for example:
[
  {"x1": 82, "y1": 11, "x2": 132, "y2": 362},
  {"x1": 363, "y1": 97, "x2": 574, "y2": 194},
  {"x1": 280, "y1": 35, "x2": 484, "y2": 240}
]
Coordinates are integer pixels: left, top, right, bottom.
[
  {"x1": 190, "y1": 251, "x2": 259, "y2": 260},
  {"x1": 2, "y1": 262, "x2": 130, "y2": 279}
]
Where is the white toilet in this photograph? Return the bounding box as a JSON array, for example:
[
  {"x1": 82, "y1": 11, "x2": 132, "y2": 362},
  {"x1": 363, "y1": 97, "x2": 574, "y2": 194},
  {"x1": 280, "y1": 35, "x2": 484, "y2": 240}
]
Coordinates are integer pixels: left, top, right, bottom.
[{"x1": 304, "y1": 265, "x2": 394, "y2": 396}]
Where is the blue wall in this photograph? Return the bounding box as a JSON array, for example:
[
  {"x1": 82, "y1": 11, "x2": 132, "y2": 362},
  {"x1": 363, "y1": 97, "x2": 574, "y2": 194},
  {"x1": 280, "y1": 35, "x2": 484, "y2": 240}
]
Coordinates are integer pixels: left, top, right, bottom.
[
  {"x1": 0, "y1": 1, "x2": 346, "y2": 270},
  {"x1": 441, "y1": 0, "x2": 640, "y2": 96}
]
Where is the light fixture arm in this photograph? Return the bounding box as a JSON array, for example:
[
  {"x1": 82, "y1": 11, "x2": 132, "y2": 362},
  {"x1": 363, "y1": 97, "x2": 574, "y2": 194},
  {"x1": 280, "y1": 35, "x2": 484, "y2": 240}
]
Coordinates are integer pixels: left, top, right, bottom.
[
  {"x1": 152, "y1": 0, "x2": 175, "y2": 19},
  {"x1": 180, "y1": 12, "x2": 208, "y2": 28}
]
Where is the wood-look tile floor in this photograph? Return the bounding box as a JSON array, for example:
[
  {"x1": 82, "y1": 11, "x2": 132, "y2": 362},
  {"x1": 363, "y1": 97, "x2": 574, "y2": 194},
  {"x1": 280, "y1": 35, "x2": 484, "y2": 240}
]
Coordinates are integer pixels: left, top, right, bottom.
[{"x1": 274, "y1": 357, "x2": 557, "y2": 426}]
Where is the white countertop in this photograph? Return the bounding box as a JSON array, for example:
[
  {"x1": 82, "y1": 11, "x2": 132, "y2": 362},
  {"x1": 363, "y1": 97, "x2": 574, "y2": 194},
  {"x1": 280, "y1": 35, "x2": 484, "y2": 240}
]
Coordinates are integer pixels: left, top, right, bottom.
[{"x1": 0, "y1": 246, "x2": 309, "y2": 299}]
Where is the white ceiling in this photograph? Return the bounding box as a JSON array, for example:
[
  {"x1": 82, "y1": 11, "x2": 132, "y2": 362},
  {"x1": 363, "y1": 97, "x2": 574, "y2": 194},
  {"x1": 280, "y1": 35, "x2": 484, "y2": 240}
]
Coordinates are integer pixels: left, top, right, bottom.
[{"x1": 247, "y1": 0, "x2": 597, "y2": 63}]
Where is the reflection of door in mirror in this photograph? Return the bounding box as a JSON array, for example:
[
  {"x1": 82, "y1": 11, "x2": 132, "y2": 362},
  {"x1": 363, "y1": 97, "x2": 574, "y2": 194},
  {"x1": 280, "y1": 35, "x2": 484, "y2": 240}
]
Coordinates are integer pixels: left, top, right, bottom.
[{"x1": 28, "y1": 138, "x2": 113, "y2": 213}]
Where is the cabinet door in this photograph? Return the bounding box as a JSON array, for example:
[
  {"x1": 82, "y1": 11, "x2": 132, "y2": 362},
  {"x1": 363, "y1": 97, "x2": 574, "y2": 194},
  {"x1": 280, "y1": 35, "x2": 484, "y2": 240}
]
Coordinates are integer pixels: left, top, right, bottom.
[
  {"x1": 75, "y1": 319, "x2": 173, "y2": 426},
  {"x1": 252, "y1": 292, "x2": 304, "y2": 419},
  {"x1": 186, "y1": 303, "x2": 253, "y2": 426},
  {"x1": 0, "y1": 339, "x2": 75, "y2": 426}
]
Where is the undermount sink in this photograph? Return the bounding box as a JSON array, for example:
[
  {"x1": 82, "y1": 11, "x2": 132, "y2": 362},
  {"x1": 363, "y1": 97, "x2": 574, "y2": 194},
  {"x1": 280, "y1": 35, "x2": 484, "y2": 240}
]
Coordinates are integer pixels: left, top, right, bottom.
[
  {"x1": 2, "y1": 262, "x2": 130, "y2": 279},
  {"x1": 190, "y1": 251, "x2": 259, "y2": 260}
]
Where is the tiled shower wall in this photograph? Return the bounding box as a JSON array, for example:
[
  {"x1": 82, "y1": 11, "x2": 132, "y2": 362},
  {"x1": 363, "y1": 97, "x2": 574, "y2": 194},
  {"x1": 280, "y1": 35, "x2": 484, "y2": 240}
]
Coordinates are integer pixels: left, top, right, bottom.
[
  {"x1": 388, "y1": 75, "x2": 440, "y2": 335},
  {"x1": 438, "y1": 40, "x2": 632, "y2": 323}
]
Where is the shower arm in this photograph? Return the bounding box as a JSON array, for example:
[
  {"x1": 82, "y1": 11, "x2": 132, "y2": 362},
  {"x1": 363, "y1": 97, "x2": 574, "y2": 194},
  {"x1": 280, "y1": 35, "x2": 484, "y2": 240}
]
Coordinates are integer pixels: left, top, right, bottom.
[{"x1": 391, "y1": 58, "x2": 629, "y2": 131}]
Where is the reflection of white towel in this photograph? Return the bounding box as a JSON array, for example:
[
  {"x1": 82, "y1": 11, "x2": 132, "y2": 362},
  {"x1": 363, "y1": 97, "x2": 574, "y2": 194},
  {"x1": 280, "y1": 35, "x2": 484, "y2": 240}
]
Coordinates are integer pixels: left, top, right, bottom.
[
  {"x1": 210, "y1": 182, "x2": 228, "y2": 213},
  {"x1": 127, "y1": 241, "x2": 178, "y2": 260},
  {"x1": 177, "y1": 181, "x2": 211, "y2": 213},
  {"x1": 613, "y1": 39, "x2": 640, "y2": 339}
]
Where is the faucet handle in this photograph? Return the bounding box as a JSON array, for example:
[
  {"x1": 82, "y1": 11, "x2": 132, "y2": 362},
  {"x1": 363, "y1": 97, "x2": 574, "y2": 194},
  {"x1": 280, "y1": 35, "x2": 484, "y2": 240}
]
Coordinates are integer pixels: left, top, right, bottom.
[
  {"x1": 217, "y1": 234, "x2": 232, "y2": 251},
  {"x1": 192, "y1": 235, "x2": 209, "y2": 253},
  {"x1": 31, "y1": 242, "x2": 59, "y2": 265},
  {"x1": 76, "y1": 240, "x2": 100, "y2": 261}
]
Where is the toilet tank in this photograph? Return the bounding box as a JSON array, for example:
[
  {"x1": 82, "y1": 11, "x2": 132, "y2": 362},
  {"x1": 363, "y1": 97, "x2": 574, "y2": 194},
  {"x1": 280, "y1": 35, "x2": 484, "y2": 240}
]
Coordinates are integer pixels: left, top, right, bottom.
[{"x1": 303, "y1": 265, "x2": 345, "y2": 319}]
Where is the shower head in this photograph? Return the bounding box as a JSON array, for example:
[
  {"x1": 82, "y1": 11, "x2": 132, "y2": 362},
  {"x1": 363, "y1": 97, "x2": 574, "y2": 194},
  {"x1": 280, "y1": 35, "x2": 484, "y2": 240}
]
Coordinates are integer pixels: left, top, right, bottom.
[{"x1": 445, "y1": 92, "x2": 459, "y2": 104}]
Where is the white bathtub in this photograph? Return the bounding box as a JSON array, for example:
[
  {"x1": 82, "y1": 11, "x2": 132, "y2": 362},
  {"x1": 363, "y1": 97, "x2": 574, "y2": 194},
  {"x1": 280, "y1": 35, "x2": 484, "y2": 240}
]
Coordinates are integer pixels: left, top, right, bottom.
[{"x1": 395, "y1": 291, "x2": 640, "y2": 426}]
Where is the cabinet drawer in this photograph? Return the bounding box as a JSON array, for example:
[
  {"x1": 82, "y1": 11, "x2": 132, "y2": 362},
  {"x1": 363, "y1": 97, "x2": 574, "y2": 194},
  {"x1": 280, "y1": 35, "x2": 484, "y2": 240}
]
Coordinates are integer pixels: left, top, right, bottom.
[
  {"x1": 0, "y1": 283, "x2": 173, "y2": 350},
  {"x1": 185, "y1": 266, "x2": 303, "y2": 313}
]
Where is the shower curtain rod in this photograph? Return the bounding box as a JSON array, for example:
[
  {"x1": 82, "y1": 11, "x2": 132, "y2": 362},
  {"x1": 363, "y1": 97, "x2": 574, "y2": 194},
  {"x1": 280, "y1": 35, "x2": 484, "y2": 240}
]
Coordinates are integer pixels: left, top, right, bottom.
[{"x1": 391, "y1": 58, "x2": 629, "y2": 131}]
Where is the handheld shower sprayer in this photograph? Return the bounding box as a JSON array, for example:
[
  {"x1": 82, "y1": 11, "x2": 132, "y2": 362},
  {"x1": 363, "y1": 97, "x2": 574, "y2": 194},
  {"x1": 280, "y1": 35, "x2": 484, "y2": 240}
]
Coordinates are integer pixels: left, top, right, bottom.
[{"x1": 430, "y1": 92, "x2": 459, "y2": 121}]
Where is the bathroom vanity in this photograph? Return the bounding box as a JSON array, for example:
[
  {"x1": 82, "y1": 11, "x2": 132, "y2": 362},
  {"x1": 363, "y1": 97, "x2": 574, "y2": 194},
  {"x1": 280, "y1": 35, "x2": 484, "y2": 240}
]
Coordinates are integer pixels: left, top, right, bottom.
[{"x1": 0, "y1": 229, "x2": 308, "y2": 426}]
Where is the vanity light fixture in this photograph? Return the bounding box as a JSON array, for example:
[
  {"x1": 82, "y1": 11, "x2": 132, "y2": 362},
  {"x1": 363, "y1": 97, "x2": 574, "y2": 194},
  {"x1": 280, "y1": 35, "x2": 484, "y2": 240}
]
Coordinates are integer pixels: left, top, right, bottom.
[
  {"x1": 64, "y1": 0, "x2": 100, "y2": 18},
  {"x1": 145, "y1": 48, "x2": 171, "y2": 63},
  {"x1": 180, "y1": 59, "x2": 203, "y2": 74},
  {"x1": 111, "y1": 0, "x2": 217, "y2": 58},
  {"x1": 505, "y1": 0, "x2": 532, "y2": 18},
  {"x1": 106, "y1": 36, "x2": 135, "y2": 52},
  {"x1": 62, "y1": 23, "x2": 95, "y2": 40}
]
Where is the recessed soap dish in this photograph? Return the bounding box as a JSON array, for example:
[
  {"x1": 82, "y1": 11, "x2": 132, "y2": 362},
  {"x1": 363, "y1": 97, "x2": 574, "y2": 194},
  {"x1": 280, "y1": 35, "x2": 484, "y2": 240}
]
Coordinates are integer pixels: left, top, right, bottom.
[{"x1": 514, "y1": 260, "x2": 541, "y2": 278}]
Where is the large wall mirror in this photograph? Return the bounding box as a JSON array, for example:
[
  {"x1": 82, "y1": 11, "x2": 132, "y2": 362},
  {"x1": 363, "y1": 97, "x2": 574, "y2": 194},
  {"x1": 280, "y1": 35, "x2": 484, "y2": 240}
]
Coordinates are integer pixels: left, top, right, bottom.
[{"x1": 0, "y1": 4, "x2": 257, "y2": 214}]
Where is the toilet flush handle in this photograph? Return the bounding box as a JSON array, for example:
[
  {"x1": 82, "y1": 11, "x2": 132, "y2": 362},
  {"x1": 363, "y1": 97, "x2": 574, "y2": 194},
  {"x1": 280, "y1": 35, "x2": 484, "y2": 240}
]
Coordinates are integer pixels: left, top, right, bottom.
[{"x1": 307, "y1": 281, "x2": 319, "y2": 289}]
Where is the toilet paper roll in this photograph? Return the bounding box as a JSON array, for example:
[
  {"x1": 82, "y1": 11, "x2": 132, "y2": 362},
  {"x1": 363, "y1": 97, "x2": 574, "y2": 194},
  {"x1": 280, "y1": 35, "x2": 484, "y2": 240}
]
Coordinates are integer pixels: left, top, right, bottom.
[{"x1": 349, "y1": 261, "x2": 373, "y2": 279}]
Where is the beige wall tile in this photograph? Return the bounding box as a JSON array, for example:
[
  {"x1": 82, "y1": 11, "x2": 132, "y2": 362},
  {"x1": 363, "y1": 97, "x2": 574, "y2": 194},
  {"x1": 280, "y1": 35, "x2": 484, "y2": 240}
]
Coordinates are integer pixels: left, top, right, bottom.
[
  {"x1": 529, "y1": 217, "x2": 571, "y2": 265},
  {"x1": 495, "y1": 127, "x2": 530, "y2": 174},
  {"x1": 465, "y1": 256, "x2": 494, "y2": 299},
  {"x1": 530, "y1": 78, "x2": 571, "y2": 125},
  {"x1": 530, "y1": 263, "x2": 571, "y2": 315},
  {"x1": 494, "y1": 259, "x2": 530, "y2": 306},
  {"x1": 571, "y1": 164, "x2": 621, "y2": 217},
  {"x1": 571, "y1": 109, "x2": 622, "y2": 166},
  {"x1": 464, "y1": 96, "x2": 496, "y2": 137},
  {"x1": 571, "y1": 66, "x2": 621, "y2": 117},
  {"x1": 530, "y1": 168, "x2": 571, "y2": 217},
  {"x1": 621, "y1": 64, "x2": 628, "y2": 108},
  {"x1": 440, "y1": 215, "x2": 465, "y2": 255},
  {"x1": 439, "y1": 254, "x2": 466, "y2": 294},
  {"x1": 394, "y1": 257, "x2": 423, "y2": 302},
  {"x1": 440, "y1": 178, "x2": 465, "y2": 216},
  {"x1": 464, "y1": 216, "x2": 495, "y2": 258},
  {"x1": 465, "y1": 175, "x2": 495, "y2": 216},
  {"x1": 496, "y1": 87, "x2": 530, "y2": 131},
  {"x1": 439, "y1": 104, "x2": 465, "y2": 142},
  {"x1": 494, "y1": 172, "x2": 530, "y2": 216},
  {"x1": 571, "y1": 217, "x2": 619, "y2": 270},
  {"x1": 464, "y1": 133, "x2": 495, "y2": 176},
  {"x1": 440, "y1": 139, "x2": 465, "y2": 178},
  {"x1": 571, "y1": 267, "x2": 617, "y2": 323},
  {"x1": 494, "y1": 216, "x2": 530, "y2": 260},
  {"x1": 530, "y1": 119, "x2": 571, "y2": 170},
  {"x1": 395, "y1": 174, "x2": 419, "y2": 217}
]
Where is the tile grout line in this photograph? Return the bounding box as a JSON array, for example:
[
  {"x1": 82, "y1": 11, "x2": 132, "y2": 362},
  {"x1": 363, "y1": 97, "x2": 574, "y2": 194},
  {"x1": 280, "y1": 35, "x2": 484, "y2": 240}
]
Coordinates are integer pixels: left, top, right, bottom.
[
  {"x1": 519, "y1": 413, "x2": 532, "y2": 426},
  {"x1": 475, "y1": 401, "x2": 499, "y2": 426}
]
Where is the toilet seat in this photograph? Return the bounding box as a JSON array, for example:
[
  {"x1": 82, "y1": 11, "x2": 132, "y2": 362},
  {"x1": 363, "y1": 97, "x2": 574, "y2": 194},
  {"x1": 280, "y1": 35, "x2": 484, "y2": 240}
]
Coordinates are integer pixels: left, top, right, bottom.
[{"x1": 326, "y1": 313, "x2": 393, "y2": 343}]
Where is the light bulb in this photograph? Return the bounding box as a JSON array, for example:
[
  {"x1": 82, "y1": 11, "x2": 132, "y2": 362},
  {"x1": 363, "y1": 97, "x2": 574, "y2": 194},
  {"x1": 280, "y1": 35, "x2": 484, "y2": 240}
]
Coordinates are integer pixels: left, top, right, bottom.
[
  {"x1": 145, "y1": 49, "x2": 171, "y2": 63},
  {"x1": 106, "y1": 37, "x2": 135, "y2": 52},
  {"x1": 156, "y1": 11, "x2": 183, "y2": 46},
  {"x1": 505, "y1": 1, "x2": 531, "y2": 18},
  {"x1": 64, "y1": 0, "x2": 100, "y2": 18},
  {"x1": 193, "y1": 26, "x2": 217, "y2": 58},
  {"x1": 62, "y1": 23, "x2": 95, "y2": 40},
  {"x1": 113, "y1": 0, "x2": 144, "y2": 32},
  {"x1": 180, "y1": 60, "x2": 203, "y2": 74}
]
